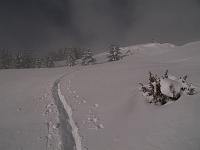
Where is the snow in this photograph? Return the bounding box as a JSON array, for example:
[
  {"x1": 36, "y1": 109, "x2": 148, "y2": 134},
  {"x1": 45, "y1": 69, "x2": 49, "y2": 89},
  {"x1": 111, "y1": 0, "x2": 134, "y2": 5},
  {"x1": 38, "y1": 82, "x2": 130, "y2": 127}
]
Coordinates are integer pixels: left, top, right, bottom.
[
  {"x1": 160, "y1": 78, "x2": 182, "y2": 98},
  {"x1": 121, "y1": 42, "x2": 175, "y2": 56},
  {"x1": 57, "y1": 83, "x2": 82, "y2": 150},
  {"x1": 0, "y1": 68, "x2": 66, "y2": 150},
  {"x1": 1, "y1": 42, "x2": 200, "y2": 150},
  {"x1": 58, "y1": 42, "x2": 200, "y2": 150}
]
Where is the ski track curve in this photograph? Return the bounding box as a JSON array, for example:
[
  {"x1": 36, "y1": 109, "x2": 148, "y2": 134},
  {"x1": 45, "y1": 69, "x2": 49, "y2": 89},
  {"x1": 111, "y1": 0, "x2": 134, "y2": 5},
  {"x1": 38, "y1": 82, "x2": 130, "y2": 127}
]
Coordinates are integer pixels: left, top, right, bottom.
[{"x1": 51, "y1": 68, "x2": 82, "y2": 150}]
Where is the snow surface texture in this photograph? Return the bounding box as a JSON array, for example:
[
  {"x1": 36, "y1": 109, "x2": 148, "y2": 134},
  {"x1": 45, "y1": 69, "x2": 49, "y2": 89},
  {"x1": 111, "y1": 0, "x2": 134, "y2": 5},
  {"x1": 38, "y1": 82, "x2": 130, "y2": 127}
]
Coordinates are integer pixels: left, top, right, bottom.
[
  {"x1": 0, "y1": 68, "x2": 66, "y2": 150},
  {"x1": 59, "y1": 42, "x2": 200, "y2": 150},
  {"x1": 1, "y1": 41, "x2": 200, "y2": 150}
]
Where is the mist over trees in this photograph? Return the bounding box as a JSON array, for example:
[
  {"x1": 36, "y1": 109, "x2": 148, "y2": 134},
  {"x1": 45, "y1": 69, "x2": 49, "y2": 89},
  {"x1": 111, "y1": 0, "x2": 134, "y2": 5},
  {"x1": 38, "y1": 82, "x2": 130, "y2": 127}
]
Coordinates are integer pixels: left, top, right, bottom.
[
  {"x1": 0, "y1": 47, "x2": 85, "y2": 69},
  {"x1": 0, "y1": 44, "x2": 125, "y2": 69}
]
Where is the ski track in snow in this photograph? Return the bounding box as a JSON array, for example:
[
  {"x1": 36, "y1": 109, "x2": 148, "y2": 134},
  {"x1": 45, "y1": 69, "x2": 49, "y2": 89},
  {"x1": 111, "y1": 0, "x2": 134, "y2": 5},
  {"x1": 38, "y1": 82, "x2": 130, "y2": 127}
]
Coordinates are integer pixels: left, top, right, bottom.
[
  {"x1": 51, "y1": 68, "x2": 83, "y2": 150},
  {"x1": 57, "y1": 83, "x2": 82, "y2": 150}
]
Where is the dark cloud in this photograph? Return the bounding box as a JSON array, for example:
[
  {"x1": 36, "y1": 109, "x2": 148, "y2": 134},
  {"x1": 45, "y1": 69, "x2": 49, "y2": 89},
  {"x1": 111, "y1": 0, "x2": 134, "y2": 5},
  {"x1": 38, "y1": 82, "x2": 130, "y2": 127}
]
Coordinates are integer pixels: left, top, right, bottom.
[
  {"x1": 128, "y1": 0, "x2": 200, "y2": 44},
  {"x1": 0, "y1": 0, "x2": 200, "y2": 52}
]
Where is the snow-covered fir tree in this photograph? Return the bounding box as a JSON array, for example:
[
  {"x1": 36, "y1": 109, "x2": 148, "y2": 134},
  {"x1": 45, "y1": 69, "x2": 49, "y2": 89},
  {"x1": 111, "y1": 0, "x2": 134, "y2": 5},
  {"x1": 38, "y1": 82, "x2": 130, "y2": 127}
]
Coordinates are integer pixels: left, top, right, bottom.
[
  {"x1": 34, "y1": 58, "x2": 42, "y2": 68},
  {"x1": 15, "y1": 52, "x2": 24, "y2": 68},
  {"x1": 0, "y1": 49, "x2": 12, "y2": 69},
  {"x1": 73, "y1": 48, "x2": 84, "y2": 60},
  {"x1": 139, "y1": 71, "x2": 169, "y2": 105},
  {"x1": 81, "y1": 49, "x2": 96, "y2": 65},
  {"x1": 14, "y1": 50, "x2": 34, "y2": 68},
  {"x1": 65, "y1": 48, "x2": 76, "y2": 67},
  {"x1": 45, "y1": 56, "x2": 54, "y2": 68},
  {"x1": 108, "y1": 45, "x2": 122, "y2": 61},
  {"x1": 23, "y1": 50, "x2": 34, "y2": 68}
]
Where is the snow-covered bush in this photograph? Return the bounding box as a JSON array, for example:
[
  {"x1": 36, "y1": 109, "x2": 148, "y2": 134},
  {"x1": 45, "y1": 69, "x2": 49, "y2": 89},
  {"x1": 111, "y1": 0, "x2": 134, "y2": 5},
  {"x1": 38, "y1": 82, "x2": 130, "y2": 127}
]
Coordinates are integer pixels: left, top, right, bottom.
[
  {"x1": 139, "y1": 70, "x2": 197, "y2": 105},
  {"x1": 139, "y1": 71, "x2": 169, "y2": 105}
]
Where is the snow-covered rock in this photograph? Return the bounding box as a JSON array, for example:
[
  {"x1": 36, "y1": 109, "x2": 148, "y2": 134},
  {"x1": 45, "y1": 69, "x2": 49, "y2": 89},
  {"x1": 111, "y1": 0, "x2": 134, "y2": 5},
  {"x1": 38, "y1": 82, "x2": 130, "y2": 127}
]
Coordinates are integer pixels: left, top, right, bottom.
[{"x1": 160, "y1": 78, "x2": 182, "y2": 99}]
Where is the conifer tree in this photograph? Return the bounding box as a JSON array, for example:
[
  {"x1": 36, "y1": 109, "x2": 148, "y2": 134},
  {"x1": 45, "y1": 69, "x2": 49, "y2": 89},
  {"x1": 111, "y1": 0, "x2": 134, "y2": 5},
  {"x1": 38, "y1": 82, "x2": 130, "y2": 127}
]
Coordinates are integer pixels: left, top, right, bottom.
[
  {"x1": 45, "y1": 56, "x2": 54, "y2": 68},
  {"x1": 65, "y1": 48, "x2": 76, "y2": 67},
  {"x1": 15, "y1": 51, "x2": 24, "y2": 68},
  {"x1": 108, "y1": 45, "x2": 122, "y2": 61},
  {"x1": 81, "y1": 49, "x2": 96, "y2": 65},
  {"x1": 34, "y1": 58, "x2": 42, "y2": 68},
  {"x1": 23, "y1": 50, "x2": 34, "y2": 68},
  {"x1": 0, "y1": 49, "x2": 12, "y2": 69}
]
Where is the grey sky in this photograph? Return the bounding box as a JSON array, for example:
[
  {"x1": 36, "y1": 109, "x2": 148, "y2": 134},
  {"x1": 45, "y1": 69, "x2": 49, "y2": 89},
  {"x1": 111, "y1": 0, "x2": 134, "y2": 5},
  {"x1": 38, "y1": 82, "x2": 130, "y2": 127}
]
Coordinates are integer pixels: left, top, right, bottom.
[{"x1": 0, "y1": 0, "x2": 200, "y2": 52}]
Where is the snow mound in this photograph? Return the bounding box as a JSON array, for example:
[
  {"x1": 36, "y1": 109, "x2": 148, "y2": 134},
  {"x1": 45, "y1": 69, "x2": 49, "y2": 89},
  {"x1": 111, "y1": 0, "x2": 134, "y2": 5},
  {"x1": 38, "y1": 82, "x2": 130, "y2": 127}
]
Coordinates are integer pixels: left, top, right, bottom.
[
  {"x1": 121, "y1": 43, "x2": 175, "y2": 56},
  {"x1": 160, "y1": 78, "x2": 182, "y2": 98}
]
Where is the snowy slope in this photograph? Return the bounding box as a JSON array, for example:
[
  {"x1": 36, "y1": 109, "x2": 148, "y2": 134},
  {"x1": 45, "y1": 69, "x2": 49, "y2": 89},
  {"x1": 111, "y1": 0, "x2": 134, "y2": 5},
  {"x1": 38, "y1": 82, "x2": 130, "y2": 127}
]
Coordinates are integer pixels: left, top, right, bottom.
[
  {"x1": 122, "y1": 42, "x2": 175, "y2": 56},
  {"x1": 59, "y1": 42, "x2": 200, "y2": 150},
  {"x1": 0, "y1": 42, "x2": 199, "y2": 150},
  {"x1": 0, "y1": 68, "x2": 67, "y2": 150}
]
